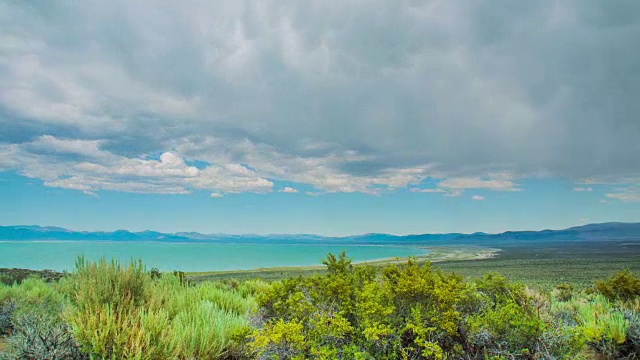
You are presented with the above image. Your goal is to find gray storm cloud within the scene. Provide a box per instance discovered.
[0,0,638,197]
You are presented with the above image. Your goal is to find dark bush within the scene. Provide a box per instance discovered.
[1,307,87,360]
[0,301,15,335]
[149,267,162,280]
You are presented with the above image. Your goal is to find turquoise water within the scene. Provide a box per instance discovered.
[0,241,426,272]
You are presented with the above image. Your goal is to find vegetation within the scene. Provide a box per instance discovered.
[436,242,640,289]
[0,268,66,286]
[0,253,638,359]
[0,257,259,359]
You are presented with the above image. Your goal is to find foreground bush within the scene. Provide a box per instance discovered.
[1,306,86,360]
[0,302,14,335]
[66,258,254,359]
[0,256,638,359]
[249,253,588,359]
[0,258,257,359]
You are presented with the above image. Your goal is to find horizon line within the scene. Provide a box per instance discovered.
[2,221,637,238]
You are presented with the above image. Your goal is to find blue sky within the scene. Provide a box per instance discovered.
[3,171,638,236]
[1,1,639,235]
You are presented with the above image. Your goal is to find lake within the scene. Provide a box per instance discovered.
[0,241,426,272]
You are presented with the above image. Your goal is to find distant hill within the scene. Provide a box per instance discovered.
[0,222,638,246]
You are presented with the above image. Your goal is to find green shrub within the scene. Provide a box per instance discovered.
[65,257,255,359]
[253,255,470,359]
[170,301,250,359]
[576,295,632,358]
[147,274,255,317]
[237,279,272,298]
[467,300,544,357]
[70,256,150,312]
[554,283,574,302]
[249,319,306,360]
[595,269,640,301]
[0,277,66,312]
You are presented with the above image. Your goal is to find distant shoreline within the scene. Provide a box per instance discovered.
[0,245,499,280]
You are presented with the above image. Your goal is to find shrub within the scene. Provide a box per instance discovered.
[1,306,86,360]
[595,269,640,301]
[536,321,585,359]
[237,279,272,298]
[554,283,574,302]
[249,319,306,360]
[149,268,162,280]
[576,295,633,358]
[0,301,15,335]
[147,274,255,317]
[0,277,66,313]
[467,300,545,357]
[621,309,640,356]
[170,301,250,359]
[65,257,256,359]
[253,255,470,359]
[70,256,150,312]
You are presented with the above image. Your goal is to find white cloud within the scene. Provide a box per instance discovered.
[410,175,517,197]
[605,187,640,202]
[0,136,272,195]
[410,188,445,193]
[279,187,298,193]
[573,187,593,192]
[443,190,463,198]
[437,177,519,192]
[471,195,485,201]
[210,193,224,198]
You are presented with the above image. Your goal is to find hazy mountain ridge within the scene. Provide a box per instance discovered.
[1,222,638,245]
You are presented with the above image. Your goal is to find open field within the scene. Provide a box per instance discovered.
[435,242,640,289]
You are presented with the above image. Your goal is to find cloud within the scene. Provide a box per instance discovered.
[279,187,298,193]
[0,136,272,194]
[573,187,593,192]
[437,177,519,192]
[471,195,485,201]
[210,193,224,198]
[605,186,640,202]
[1,1,639,195]
[411,174,517,197]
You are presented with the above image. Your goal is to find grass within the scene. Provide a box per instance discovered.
[0,337,6,352]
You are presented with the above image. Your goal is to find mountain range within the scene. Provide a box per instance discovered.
[1,222,639,246]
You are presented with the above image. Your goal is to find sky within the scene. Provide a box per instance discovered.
[1,0,639,236]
